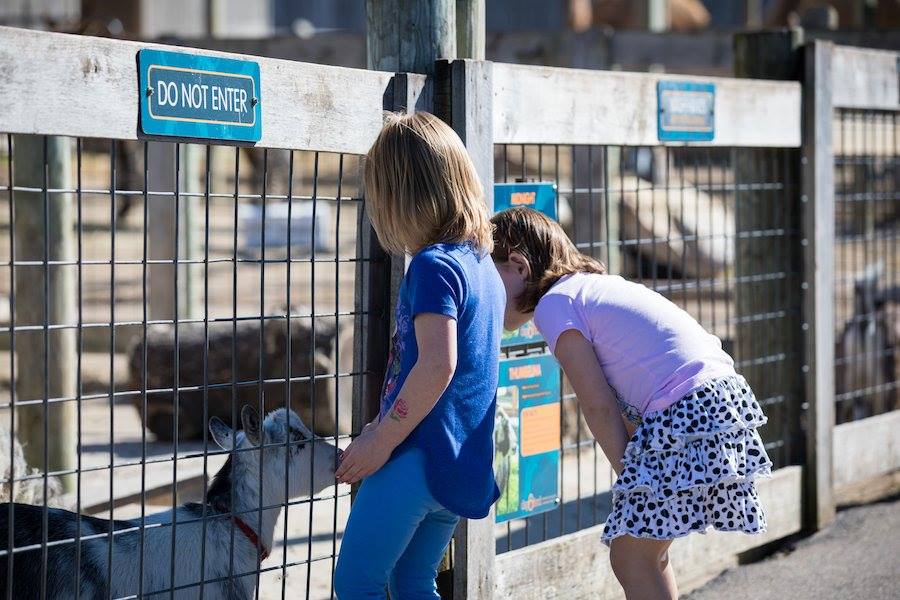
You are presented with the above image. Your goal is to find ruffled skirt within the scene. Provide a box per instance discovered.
[602,376,772,545]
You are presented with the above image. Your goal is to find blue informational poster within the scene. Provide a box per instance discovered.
[138,49,262,142]
[494,182,558,348]
[657,80,715,142]
[494,354,561,523]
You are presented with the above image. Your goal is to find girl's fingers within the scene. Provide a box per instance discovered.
[340,463,367,484]
[335,453,355,479]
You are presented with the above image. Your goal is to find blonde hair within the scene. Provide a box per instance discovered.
[491,207,606,313]
[363,112,492,255]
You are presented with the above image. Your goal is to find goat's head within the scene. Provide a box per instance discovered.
[208,406,339,503]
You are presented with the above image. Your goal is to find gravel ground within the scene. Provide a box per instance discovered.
[686,497,900,599]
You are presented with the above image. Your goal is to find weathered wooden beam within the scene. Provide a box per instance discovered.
[801,39,837,531]
[146,142,200,322]
[832,409,900,491]
[491,63,802,147]
[0,26,395,155]
[830,45,899,110]
[434,58,495,600]
[11,135,77,492]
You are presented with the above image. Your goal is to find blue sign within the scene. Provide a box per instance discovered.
[494,182,557,348]
[495,354,561,523]
[657,81,715,142]
[494,182,557,219]
[139,49,262,142]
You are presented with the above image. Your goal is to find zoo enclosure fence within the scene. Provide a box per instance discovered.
[0,25,898,600]
[0,25,407,600]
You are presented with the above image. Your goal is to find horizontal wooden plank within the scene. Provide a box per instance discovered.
[0,26,397,154]
[494,466,803,600]
[492,62,801,147]
[831,45,899,111]
[833,410,900,490]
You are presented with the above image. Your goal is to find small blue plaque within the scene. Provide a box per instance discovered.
[657,81,715,142]
[139,49,262,142]
[494,182,557,348]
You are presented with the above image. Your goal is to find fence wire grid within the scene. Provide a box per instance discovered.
[833,109,900,425]
[493,143,803,553]
[0,134,371,599]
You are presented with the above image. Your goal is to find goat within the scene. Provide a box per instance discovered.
[0,406,338,599]
[836,265,898,423]
[493,406,518,498]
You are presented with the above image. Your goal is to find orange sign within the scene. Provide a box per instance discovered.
[520,403,561,457]
[510,191,537,206]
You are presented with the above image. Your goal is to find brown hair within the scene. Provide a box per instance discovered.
[491,207,606,313]
[363,112,492,255]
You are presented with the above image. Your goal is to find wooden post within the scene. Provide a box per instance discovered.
[435,58,495,600]
[352,72,428,437]
[456,0,485,60]
[12,135,76,492]
[637,0,669,32]
[800,39,837,531]
[366,0,456,74]
[734,29,836,531]
[146,142,199,323]
[367,3,496,598]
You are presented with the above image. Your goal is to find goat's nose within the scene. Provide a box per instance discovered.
[334,449,344,471]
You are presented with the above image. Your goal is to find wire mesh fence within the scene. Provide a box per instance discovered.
[0,135,370,599]
[493,143,803,553]
[833,109,900,425]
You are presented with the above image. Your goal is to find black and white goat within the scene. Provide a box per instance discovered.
[0,406,338,599]
[836,265,899,423]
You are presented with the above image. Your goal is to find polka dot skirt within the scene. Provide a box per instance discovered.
[602,376,772,545]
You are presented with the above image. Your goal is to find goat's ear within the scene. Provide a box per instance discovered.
[209,417,234,450]
[241,405,262,446]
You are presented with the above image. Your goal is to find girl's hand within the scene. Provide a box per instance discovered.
[335,426,393,484]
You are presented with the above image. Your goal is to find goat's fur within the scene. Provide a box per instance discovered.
[0,407,337,599]
[0,424,62,506]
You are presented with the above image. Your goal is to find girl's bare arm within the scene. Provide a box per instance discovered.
[335,313,457,483]
[554,329,629,475]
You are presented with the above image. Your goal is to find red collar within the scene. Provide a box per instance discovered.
[232,515,270,561]
[209,501,270,561]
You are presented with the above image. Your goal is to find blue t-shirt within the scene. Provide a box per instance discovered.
[379,243,505,519]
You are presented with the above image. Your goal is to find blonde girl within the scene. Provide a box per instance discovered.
[333,113,505,599]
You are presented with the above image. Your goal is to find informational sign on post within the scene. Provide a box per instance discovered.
[494,354,561,523]
[657,80,715,142]
[138,49,262,142]
[494,182,557,348]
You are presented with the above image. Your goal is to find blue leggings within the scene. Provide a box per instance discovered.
[334,449,459,599]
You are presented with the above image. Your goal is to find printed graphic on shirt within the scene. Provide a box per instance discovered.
[381,306,410,417]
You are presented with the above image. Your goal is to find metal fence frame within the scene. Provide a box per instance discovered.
[0,24,899,600]
[0,25,417,600]
[814,42,900,511]
[469,57,806,600]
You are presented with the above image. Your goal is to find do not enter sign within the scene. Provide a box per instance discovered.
[138,49,262,143]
